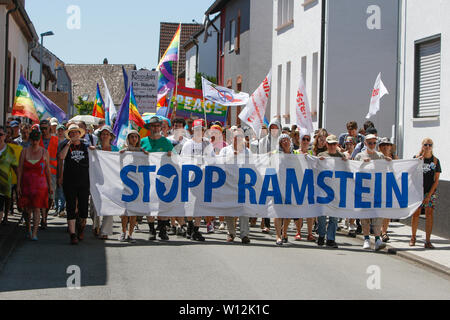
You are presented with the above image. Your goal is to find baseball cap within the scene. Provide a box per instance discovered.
[345,136,356,144]
[146,116,162,125]
[10,121,19,128]
[379,137,393,145]
[57,125,66,131]
[50,118,58,126]
[193,119,205,130]
[326,134,339,144]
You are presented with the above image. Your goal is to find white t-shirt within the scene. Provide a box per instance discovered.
[180,139,215,157]
[219,145,251,156]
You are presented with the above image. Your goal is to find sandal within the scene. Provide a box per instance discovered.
[424,242,435,249]
[307,234,316,242]
[262,228,270,234]
[409,237,416,247]
[294,233,302,241]
[276,239,283,246]
[381,234,390,242]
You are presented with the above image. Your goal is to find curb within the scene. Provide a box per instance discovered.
[0,222,22,274]
[336,229,450,277]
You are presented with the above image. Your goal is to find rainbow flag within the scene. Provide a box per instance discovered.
[113,84,147,148]
[12,75,66,124]
[157,24,180,116]
[92,83,105,119]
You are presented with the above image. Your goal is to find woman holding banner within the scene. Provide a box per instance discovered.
[89,126,119,240]
[119,130,148,243]
[294,131,316,242]
[411,138,441,249]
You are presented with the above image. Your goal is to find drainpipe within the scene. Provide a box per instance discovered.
[3,0,20,125]
[318,0,326,129]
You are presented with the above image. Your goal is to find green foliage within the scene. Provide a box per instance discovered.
[74,96,94,115]
[195,73,217,90]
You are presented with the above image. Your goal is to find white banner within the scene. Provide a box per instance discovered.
[90,151,423,219]
[295,74,314,135]
[202,77,249,107]
[239,70,271,138]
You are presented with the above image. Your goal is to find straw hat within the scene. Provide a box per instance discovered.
[65,124,85,140]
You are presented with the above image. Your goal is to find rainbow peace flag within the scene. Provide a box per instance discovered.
[157,24,180,116]
[113,84,147,148]
[12,75,67,124]
[92,83,105,119]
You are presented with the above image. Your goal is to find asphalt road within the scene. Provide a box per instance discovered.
[0,215,449,300]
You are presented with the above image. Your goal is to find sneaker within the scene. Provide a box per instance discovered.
[168,226,177,236]
[119,233,127,242]
[207,223,214,234]
[363,239,371,250]
[127,236,136,244]
[70,233,79,245]
[375,239,386,251]
[176,226,186,237]
[148,231,157,241]
[219,222,225,230]
[241,236,250,244]
[227,234,235,242]
[282,237,288,243]
[159,229,169,241]
[326,240,338,248]
[317,236,325,246]
[186,222,194,239]
[134,224,140,233]
[192,231,205,242]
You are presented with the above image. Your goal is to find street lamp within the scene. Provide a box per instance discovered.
[39,31,54,91]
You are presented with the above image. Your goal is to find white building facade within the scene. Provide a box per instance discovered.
[270,0,321,129]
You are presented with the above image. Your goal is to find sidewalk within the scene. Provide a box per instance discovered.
[340,221,450,276]
[0,215,22,272]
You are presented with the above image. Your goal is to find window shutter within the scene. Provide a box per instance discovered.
[417,38,441,117]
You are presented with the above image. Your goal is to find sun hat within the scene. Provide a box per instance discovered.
[326,134,339,144]
[65,124,85,140]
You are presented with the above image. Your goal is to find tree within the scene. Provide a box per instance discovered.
[74,96,94,115]
[195,73,217,90]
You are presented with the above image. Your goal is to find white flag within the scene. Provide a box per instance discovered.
[239,71,271,137]
[202,77,249,107]
[102,77,117,126]
[295,74,314,135]
[366,72,389,119]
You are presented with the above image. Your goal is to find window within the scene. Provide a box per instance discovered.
[230,20,236,52]
[285,61,291,124]
[277,64,283,117]
[414,36,441,118]
[277,0,294,29]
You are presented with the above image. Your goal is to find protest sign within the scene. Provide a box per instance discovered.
[130,69,158,114]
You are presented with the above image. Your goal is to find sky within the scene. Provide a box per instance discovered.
[25,0,214,69]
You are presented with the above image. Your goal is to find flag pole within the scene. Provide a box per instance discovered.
[173,23,181,117]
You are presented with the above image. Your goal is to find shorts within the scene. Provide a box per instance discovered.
[361,218,383,228]
[421,193,437,209]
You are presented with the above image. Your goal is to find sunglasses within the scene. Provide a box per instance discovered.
[302,138,311,142]
[423,144,433,147]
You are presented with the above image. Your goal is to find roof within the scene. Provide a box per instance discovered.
[205,0,230,15]
[158,22,203,77]
[65,64,137,106]
[182,14,220,50]
[0,0,38,42]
